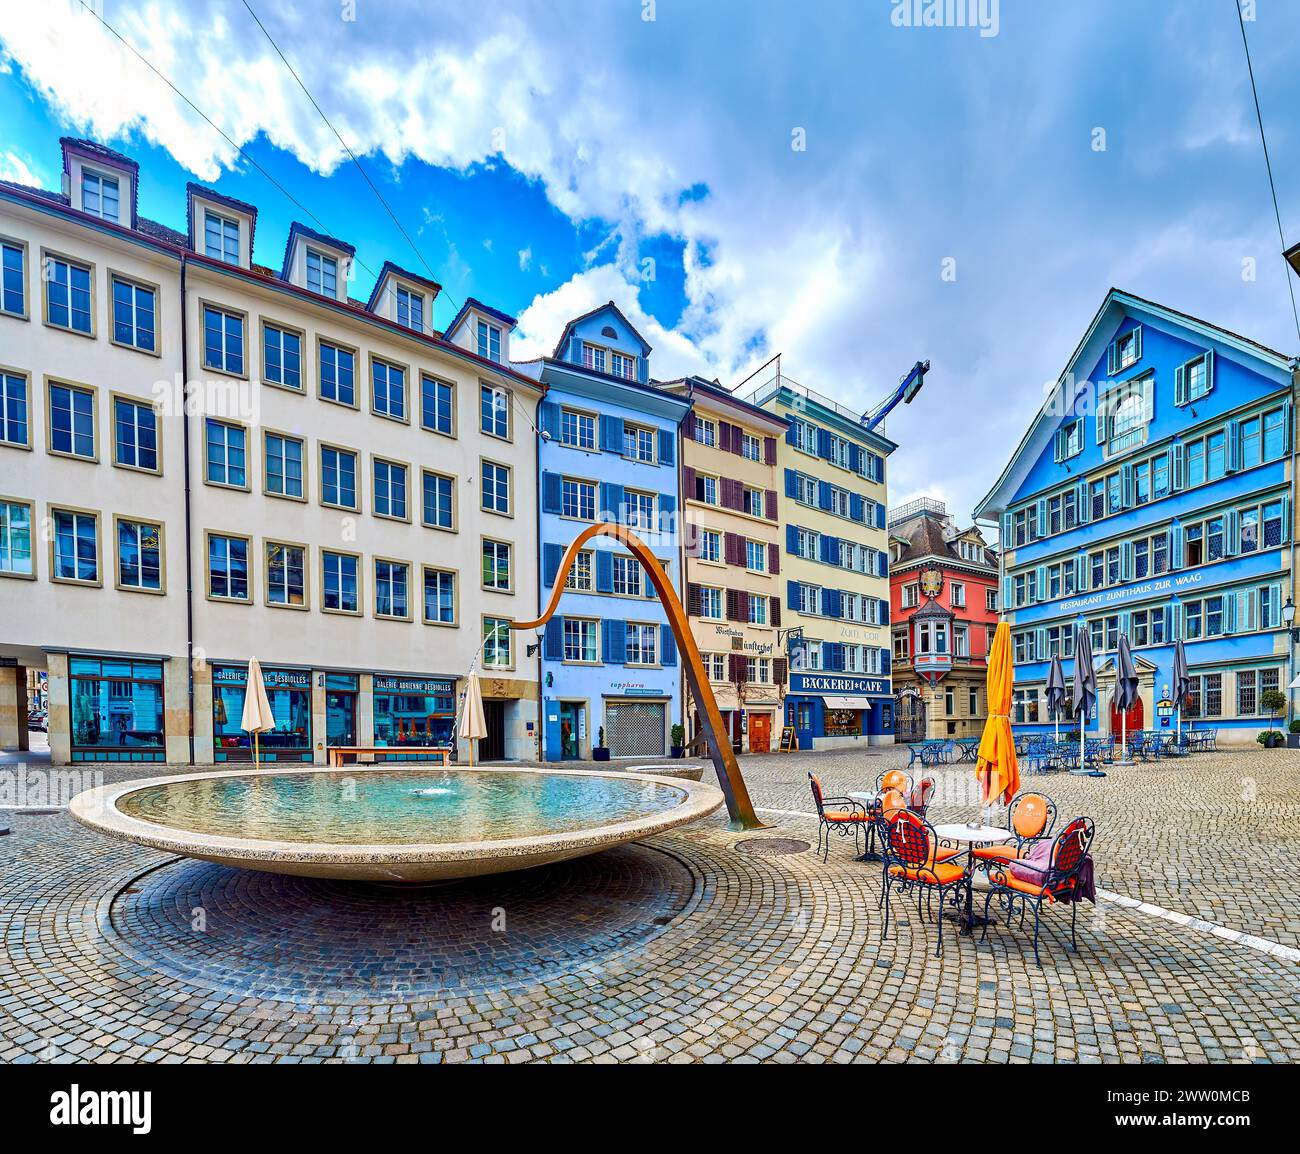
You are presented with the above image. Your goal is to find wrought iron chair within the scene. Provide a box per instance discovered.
[875,769,914,797]
[879,809,970,957]
[980,816,1095,966]
[970,792,1057,870]
[907,777,936,818]
[808,773,869,862]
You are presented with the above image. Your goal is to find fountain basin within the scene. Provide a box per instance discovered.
[70,766,723,882]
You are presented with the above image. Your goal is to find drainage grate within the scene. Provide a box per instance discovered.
[735,837,811,857]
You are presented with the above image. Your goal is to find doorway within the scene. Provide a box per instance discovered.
[325,690,356,749]
[749,712,772,753]
[1110,695,1144,738]
[558,701,584,759]
[480,699,506,761]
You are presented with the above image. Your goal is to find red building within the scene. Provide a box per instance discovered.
[888,499,999,741]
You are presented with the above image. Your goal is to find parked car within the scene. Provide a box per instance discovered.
[27,710,47,732]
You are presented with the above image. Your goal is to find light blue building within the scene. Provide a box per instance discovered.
[517,303,689,761]
[976,289,1299,745]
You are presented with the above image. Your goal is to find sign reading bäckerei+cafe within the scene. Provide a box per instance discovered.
[1011,547,1284,626]
[788,673,890,696]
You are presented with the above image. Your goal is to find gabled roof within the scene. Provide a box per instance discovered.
[974,287,1298,519]
[59,137,141,229]
[551,300,651,359]
[186,181,259,253]
[444,295,517,341]
[892,510,996,570]
[279,221,355,281]
[364,260,442,312]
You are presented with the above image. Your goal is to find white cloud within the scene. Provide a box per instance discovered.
[0,149,42,186]
[517,245,531,271]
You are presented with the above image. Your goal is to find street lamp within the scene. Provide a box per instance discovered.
[1284,597,1299,730]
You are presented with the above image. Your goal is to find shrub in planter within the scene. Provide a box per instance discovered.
[593,726,611,761]
[1257,730,1285,749]
[670,723,686,758]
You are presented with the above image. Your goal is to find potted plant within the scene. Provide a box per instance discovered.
[1257,729,1285,749]
[1260,689,1288,748]
[670,724,686,759]
[593,726,610,761]
[1288,719,1300,749]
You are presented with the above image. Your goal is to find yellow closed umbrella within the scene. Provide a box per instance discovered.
[241,656,275,770]
[459,670,487,766]
[975,621,1019,809]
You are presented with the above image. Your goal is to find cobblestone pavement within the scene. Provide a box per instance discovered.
[1,749,1298,1063]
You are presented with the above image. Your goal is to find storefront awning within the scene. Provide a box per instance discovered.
[823,695,874,710]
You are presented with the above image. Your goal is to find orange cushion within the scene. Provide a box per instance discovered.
[971,845,1019,862]
[888,861,966,885]
[1012,795,1049,839]
[995,873,1074,902]
[880,771,909,792]
[933,842,964,862]
[822,810,865,822]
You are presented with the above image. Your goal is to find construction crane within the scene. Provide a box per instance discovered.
[862,359,929,432]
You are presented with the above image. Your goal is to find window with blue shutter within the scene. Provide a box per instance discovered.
[848,443,862,473]
[539,402,560,440]
[823,589,842,618]
[544,618,564,661]
[542,471,562,514]
[600,481,624,519]
[658,428,675,466]
[659,493,676,518]
[787,579,801,610]
[599,414,623,452]
[543,542,563,587]
[660,625,677,666]
[786,524,799,554]
[602,619,627,663]
[817,481,833,511]
[821,535,839,565]
[784,469,798,498]
[595,550,614,593]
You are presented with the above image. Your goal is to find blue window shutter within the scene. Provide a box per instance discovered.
[848,443,862,473]
[1075,554,1087,592]
[785,423,797,445]
[1002,512,1013,542]
[599,414,623,452]
[1283,495,1293,545]
[1121,463,1133,507]
[1224,509,1240,556]
[543,542,563,587]
[1203,348,1215,396]
[824,589,842,618]
[1036,498,1047,536]
[1225,421,1240,473]
[850,492,863,521]
[595,549,614,592]
[816,428,831,458]
[1174,364,1187,406]
[787,580,801,609]
[1170,444,1185,491]
[1076,482,1090,524]
[602,619,626,663]
[1169,524,1183,570]
[881,649,891,677]
[542,471,562,514]
[600,482,624,519]
[539,402,560,439]
[1120,541,1133,581]
[1036,565,1047,601]
[878,598,890,625]
[1002,576,1013,608]
[658,428,675,466]
[820,535,836,564]
[660,625,676,666]
[659,492,675,518]
[786,524,799,554]
[784,469,798,498]
[1132,326,1142,363]
[875,502,886,530]
[1107,339,1118,376]
[544,617,563,661]
[817,481,832,511]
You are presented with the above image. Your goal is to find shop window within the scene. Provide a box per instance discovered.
[212,665,311,760]
[69,656,164,761]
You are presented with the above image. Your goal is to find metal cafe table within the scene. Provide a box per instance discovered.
[931,822,1017,933]
[847,790,884,862]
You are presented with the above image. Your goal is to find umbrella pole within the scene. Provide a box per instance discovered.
[253,730,259,771]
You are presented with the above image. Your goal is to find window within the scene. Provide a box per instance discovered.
[205,420,246,487]
[696,474,718,505]
[626,622,658,665]
[1,241,24,316]
[901,583,920,609]
[481,460,511,515]
[1115,329,1139,371]
[70,656,165,758]
[81,171,119,221]
[423,568,456,624]
[581,343,607,373]
[396,287,423,332]
[1055,418,1084,462]
[45,256,92,333]
[0,500,33,576]
[746,657,772,684]
[422,471,454,530]
[373,459,408,520]
[566,551,594,591]
[950,581,966,608]
[263,324,302,390]
[306,250,337,297]
[797,584,823,616]
[613,554,644,597]
[986,588,998,612]
[203,305,244,374]
[795,528,820,561]
[266,542,306,607]
[322,551,360,613]
[113,396,158,471]
[482,617,513,667]
[476,319,502,363]
[1263,500,1285,547]
[111,276,155,351]
[47,381,96,459]
[319,341,356,406]
[207,533,248,600]
[699,530,721,563]
[1184,353,1211,403]
[699,586,723,619]
[1012,688,1041,725]
[421,375,454,435]
[704,652,726,681]
[610,351,636,380]
[375,560,410,619]
[745,539,766,572]
[481,384,510,438]
[562,478,596,520]
[623,423,655,463]
[893,630,909,662]
[110,518,161,592]
[741,433,761,461]
[51,509,98,583]
[826,434,850,469]
[560,408,595,450]
[371,359,406,421]
[320,446,358,510]
[1241,416,1262,468]
[563,618,598,662]
[0,372,28,447]
[625,489,656,532]
[204,212,240,264]
[264,433,304,499]
[694,418,716,447]
[482,539,511,591]
[1263,408,1286,460]
[953,624,969,657]
[1186,673,1222,719]
[742,487,765,518]
[748,594,769,626]
[1237,668,1280,717]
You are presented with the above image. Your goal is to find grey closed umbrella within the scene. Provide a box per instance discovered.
[1045,653,1068,743]
[1112,634,1140,763]
[1172,639,1191,747]
[1071,624,1100,775]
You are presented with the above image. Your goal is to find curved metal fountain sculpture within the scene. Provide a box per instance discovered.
[512,522,768,831]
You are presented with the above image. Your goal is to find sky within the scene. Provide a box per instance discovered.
[2,0,1298,525]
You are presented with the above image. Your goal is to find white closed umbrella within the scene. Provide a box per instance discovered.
[460,670,487,767]
[241,656,275,770]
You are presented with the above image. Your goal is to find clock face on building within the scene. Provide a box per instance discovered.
[919,565,944,599]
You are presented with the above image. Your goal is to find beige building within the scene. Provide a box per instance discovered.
[660,376,786,753]
[0,137,541,766]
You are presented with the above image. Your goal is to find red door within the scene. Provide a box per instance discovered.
[1110,696,1144,736]
[750,713,771,753]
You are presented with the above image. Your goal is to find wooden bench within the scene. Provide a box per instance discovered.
[327,746,452,767]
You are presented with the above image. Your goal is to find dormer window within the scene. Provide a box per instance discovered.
[307,249,337,297]
[81,171,120,222]
[396,287,423,332]
[204,212,240,264]
[477,319,502,364]
[581,342,606,373]
[610,351,637,380]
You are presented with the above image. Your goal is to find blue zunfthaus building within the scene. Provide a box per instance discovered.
[977,289,1299,745]
[516,303,688,761]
